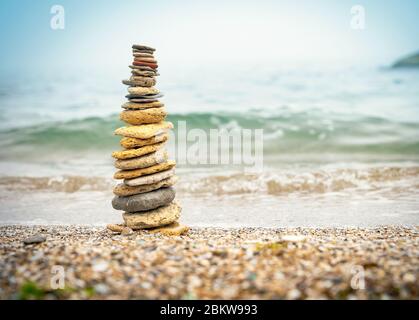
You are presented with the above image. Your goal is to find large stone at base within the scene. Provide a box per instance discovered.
[123,201,181,229]
[112,187,175,212]
[148,222,189,236]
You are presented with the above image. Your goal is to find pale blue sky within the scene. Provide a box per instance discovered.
[0,0,418,74]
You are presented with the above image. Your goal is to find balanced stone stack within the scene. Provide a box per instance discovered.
[109,44,187,235]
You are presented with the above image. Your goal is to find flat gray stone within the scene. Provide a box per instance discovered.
[112,187,175,212]
[132,44,155,51]
[23,235,46,245]
[128,98,159,103]
[125,93,164,99]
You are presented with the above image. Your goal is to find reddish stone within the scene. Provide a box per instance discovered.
[132,61,158,69]
[134,58,157,64]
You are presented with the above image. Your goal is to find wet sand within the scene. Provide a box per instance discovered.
[0,189,418,227]
[0,225,417,299]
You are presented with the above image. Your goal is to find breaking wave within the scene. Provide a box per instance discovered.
[1,166,418,196]
[0,110,418,159]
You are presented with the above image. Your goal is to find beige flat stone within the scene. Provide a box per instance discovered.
[131,69,158,77]
[131,76,155,81]
[148,222,190,236]
[114,160,176,179]
[123,201,181,229]
[114,122,173,139]
[113,176,178,196]
[112,142,165,160]
[121,227,134,235]
[115,150,168,170]
[120,107,167,125]
[122,77,156,87]
[127,87,159,95]
[122,101,164,110]
[106,224,125,233]
[120,133,168,149]
[124,168,175,186]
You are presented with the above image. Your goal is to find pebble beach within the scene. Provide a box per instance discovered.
[0,225,417,300]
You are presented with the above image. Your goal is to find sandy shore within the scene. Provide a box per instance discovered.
[0,225,417,299]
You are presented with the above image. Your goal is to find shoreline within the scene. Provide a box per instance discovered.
[0,222,418,229]
[1,225,417,300]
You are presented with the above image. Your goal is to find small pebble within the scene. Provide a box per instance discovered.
[22,235,46,245]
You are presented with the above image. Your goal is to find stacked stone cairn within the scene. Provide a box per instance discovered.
[107,44,188,236]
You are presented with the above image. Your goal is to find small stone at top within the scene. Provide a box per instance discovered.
[132,44,155,52]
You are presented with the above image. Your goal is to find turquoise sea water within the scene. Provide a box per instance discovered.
[0,65,418,159]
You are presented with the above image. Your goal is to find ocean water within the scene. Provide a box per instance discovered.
[0,64,418,227]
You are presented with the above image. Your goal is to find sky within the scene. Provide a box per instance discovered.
[0,0,418,74]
